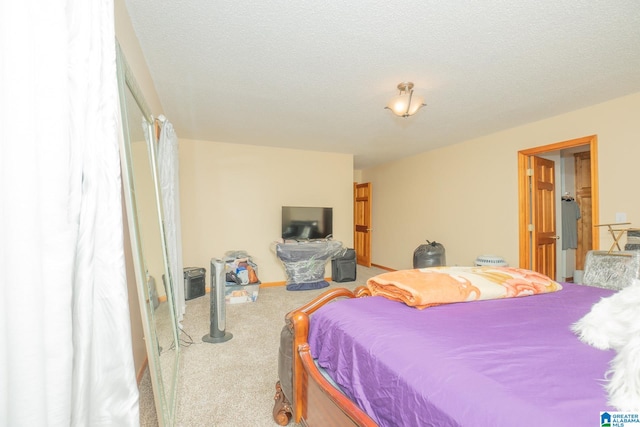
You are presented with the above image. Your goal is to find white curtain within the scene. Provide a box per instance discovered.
[0,1,139,426]
[157,119,186,322]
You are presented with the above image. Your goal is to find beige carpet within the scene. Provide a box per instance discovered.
[139,265,388,426]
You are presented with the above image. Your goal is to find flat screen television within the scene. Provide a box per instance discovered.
[281,206,333,240]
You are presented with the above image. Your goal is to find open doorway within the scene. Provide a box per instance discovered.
[518,135,600,281]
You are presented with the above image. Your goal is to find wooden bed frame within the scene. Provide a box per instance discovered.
[272,286,378,427]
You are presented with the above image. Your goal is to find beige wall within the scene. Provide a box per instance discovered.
[115,0,638,293]
[115,0,163,114]
[178,139,354,284]
[360,92,640,271]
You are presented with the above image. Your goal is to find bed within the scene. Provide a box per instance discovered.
[271,267,620,427]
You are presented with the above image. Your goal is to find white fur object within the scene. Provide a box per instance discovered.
[572,279,640,411]
[572,279,640,350]
[606,335,640,412]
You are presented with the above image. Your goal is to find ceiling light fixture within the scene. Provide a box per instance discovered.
[385,82,426,118]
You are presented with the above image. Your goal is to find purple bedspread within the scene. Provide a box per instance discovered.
[308,283,615,427]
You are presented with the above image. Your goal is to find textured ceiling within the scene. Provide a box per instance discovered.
[124,0,640,169]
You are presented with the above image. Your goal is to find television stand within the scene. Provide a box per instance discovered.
[275,240,344,291]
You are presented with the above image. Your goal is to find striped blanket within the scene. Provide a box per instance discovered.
[366,266,562,309]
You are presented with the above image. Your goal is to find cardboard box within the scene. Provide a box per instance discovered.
[224,283,259,304]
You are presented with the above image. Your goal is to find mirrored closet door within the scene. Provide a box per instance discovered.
[116,42,180,426]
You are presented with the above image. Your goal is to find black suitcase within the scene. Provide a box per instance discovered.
[331,248,357,282]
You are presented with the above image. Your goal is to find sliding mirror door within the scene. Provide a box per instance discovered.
[116,43,180,426]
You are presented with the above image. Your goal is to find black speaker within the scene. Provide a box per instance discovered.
[184,267,206,300]
[331,248,357,282]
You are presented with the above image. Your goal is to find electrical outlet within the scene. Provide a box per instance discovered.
[615,212,627,223]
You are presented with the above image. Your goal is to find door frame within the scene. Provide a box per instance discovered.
[518,135,599,270]
[353,182,372,267]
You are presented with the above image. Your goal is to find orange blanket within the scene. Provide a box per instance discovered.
[366,266,562,309]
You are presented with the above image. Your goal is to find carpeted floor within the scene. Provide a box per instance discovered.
[139,264,388,426]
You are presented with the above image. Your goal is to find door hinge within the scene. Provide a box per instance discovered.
[526,168,534,176]
[528,224,534,231]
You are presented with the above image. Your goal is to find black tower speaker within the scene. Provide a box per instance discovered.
[203,258,233,344]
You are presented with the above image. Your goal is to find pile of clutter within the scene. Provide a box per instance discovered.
[626,230,640,251]
[224,250,260,286]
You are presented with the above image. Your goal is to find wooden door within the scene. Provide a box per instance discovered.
[575,151,592,270]
[518,135,599,274]
[532,156,557,278]
[354,183,372,267]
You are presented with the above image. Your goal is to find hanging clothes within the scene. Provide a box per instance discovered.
[562,198,581,249]
[157,118,186,323]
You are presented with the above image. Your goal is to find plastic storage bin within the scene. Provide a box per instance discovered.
[583,250,640,290]
[224,283,259,304]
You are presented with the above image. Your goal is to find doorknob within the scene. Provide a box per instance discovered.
[554,235,560,240]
